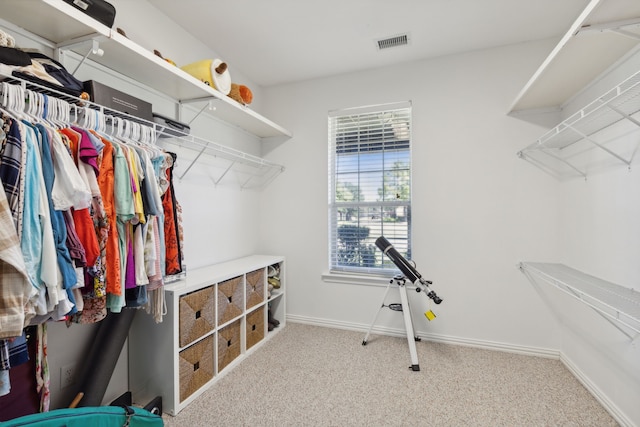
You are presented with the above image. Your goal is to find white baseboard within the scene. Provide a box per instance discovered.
[560,353,635,427]
[286,314,634,426]
[286,314,559,358]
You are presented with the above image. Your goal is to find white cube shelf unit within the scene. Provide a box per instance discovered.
[128,255,286,415]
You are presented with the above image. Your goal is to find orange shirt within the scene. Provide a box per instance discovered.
[59,128,100,267]
[92,132,122,296]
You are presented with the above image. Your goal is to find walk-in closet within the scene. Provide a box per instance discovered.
[0,0,639,426]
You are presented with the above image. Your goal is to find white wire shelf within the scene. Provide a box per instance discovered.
[157,131,285,190]
[519,262,640,340]
[517,68,640,179]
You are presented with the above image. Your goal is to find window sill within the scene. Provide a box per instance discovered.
[321,271,393,287]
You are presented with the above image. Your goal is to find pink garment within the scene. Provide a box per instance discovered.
[125,227,136,289]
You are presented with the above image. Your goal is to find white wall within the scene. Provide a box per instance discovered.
[258,39,640,426]
[259,38,562,348]
[555,51,640,426]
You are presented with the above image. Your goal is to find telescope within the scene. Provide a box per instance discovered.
[375,236,442,304]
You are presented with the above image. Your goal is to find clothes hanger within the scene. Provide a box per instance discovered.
[0,82,15,118]
[35,92,48,125]
[32,91,56,129]
[70,103,79,125]
[91,109,100,132]
[21,89,39,123]
[96,109,107,134]
[52,96,71,129]
[116,116,124,139]
[43,95,59,129]
[6,84,29,121]
[60,98,72,127]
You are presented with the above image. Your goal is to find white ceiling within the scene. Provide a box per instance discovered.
[149,0,593,87]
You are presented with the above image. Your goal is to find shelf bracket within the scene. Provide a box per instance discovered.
[520,148,587,179]
[180,96,219,105]
[564,123,631,167]
[240,175,254,190]
[70,39,104,76]
[212,161,235,185]
[178,142,209,180]
[563,285,637,341]
[609,29,640,42]
[52,34,106,76]
[577,16,640,42]
[187,100,215,125]
[605,103,640,129]
[542,149,587,178]
[604,103,640,166]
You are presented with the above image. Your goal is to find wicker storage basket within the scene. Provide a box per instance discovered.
[217,319,241,372]
[179,286,215,347]
[245,268,265,309]
[245,306,265,350]
[217,276,244,325]
[179,335,214,402]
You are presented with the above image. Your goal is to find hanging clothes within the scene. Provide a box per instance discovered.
[0,182,33,338]
[34,123,77,294]
[93,133,120,297]
[0,80,184,406]
[0,115,24,229]
[161,152,182,276]
[0,82,176,330]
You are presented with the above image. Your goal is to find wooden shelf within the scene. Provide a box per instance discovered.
[519,262,640,340]
[1,0,292,138]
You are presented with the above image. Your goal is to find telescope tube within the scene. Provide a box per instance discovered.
[375,236,442,304]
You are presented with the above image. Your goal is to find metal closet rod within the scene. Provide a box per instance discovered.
[0,70,156,132]
[0,72,285,181]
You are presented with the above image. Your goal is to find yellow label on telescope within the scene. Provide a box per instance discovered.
[425,310,436,321]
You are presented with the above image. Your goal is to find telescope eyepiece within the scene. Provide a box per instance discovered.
[427,291,443,305]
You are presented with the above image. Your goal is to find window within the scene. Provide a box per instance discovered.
[328,101,412,275]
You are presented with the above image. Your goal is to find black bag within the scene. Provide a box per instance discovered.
[0,47,31,66]
[153,112,191,138]
[28,52,84,93]
[62,0,116,28]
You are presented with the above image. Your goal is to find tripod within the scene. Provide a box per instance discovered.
[362,275,423,371]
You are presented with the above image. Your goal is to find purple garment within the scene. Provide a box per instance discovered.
[71,127,99,175]
[125,236,136,289]
[62,210,86,267]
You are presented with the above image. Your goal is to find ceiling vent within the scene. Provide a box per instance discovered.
[376,33,410,50]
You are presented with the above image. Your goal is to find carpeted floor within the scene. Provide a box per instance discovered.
[162,323,617,426]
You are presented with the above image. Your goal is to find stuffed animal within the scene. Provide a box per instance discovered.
[181,58,231,95]
[0,29,15,47]
[228,83,253,105]
[153,49,176,66]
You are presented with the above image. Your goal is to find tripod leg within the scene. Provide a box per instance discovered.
[362,282,392,345]
[398,284,420,371]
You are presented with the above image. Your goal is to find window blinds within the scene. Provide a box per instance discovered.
[328,101,412,275]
